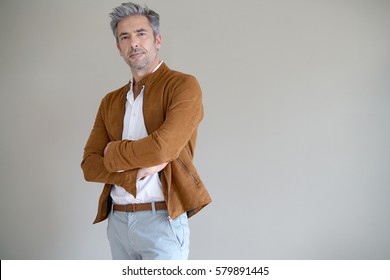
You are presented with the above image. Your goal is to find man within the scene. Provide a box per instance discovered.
[81,2,211,260]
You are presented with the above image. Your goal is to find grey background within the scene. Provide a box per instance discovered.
[1,0,389,259]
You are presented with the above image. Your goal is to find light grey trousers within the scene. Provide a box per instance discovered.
[107,206,190,260]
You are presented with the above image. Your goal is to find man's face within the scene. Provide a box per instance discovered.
[116,15,161,73]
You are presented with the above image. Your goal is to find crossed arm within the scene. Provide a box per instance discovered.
[104,142,168,179]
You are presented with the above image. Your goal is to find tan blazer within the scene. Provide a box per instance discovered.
[81,63,211,223]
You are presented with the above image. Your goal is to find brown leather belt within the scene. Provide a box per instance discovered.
[113,202,167,212]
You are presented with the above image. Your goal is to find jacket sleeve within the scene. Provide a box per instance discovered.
[81,101,137,196]
[103,75,203,172]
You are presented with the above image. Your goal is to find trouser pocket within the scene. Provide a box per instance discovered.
[168,213,190,248]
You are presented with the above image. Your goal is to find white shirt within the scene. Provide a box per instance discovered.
[110,62,165,205]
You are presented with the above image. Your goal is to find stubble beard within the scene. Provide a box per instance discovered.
[127,46,158,73]
[129,58,148,71]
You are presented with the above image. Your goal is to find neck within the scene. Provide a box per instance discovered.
[131,58,160,83]
[132,82,142,100]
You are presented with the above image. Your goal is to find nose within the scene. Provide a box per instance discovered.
[129,35,139,49]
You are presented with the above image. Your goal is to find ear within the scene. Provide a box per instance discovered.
[155,33,162,50]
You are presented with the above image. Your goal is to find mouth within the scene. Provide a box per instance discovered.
[129,52,145,58]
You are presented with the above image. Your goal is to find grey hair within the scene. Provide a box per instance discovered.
[109,2,160,42]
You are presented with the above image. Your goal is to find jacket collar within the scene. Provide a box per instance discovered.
[129,62,168,88]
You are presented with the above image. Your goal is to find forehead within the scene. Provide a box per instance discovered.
[117,15,152,32]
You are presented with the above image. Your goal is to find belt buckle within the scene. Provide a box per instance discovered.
[125,203,136,212]
[125,203,137,212]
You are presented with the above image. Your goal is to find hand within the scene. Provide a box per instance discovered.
[137,162,168,180]
[103,142,112,156]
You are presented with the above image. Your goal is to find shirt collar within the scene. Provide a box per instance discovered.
[152,60,164,73]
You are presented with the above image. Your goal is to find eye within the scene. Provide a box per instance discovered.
[138,32,146,37]
[120,35,129,41]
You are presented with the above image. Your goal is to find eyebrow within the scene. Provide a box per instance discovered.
[118,32,130,38]
[119,28,148,36]
[135,28,148,33]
